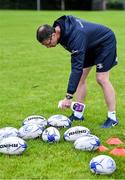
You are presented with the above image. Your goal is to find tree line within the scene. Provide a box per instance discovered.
[0,0,125,10]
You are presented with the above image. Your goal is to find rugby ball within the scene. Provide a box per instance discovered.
[47,115,71,128]
[64,126,90,141]
[0,137,27,155]
[90,155,116,175]
[18,124,43,139]
[0,127,19,140]
[74,134,100,151]
[42,127,60,143]
[23,115,47,128]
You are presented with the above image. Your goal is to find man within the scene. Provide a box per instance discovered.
[36,15,118,128]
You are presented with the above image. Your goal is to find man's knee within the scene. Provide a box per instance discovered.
[96,75,108,86]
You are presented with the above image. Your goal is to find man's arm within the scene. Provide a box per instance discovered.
[67,32,87,96]
[67,49,85,95]
[59,32,87,109]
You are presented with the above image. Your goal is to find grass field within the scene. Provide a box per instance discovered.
[0,10,125,179]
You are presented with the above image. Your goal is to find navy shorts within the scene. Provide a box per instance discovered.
[84,34,118,72]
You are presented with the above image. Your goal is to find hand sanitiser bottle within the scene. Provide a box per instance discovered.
[70,102,85,113]
[58,101,85,113]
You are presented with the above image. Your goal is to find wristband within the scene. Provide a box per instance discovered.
[66,93,73,100]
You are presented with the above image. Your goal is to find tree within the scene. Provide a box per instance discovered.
[108,0,124,2]
[101,0,107,10]
[61,0,65,10]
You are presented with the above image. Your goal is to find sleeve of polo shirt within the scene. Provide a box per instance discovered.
[67,32,87,95]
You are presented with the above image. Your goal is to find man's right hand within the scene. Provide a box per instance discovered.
[58,98,72,110]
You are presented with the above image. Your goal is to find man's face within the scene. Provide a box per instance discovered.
[41,33,58,48]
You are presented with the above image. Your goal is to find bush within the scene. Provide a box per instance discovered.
[107,0,125,9]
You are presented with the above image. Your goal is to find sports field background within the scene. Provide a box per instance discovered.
[0,10,125,179]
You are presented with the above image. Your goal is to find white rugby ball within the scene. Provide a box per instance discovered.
[0,127,19,140]
[64,126,90,141]
[74,134,100,151]
[90,155,116,175]
[23,115,47,128]
[42,127,60,143]
[0,137,27,155]
[18,124,43,139]
[47,115,71,128]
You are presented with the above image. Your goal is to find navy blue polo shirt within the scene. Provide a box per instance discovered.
[53,15,116,95]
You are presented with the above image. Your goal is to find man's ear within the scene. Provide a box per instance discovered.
[52,33,56,37]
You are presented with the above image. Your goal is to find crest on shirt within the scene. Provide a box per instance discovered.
[71,50,78,55]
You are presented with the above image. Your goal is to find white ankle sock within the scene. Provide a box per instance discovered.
[108,111,116,121]
[74,111,83,118]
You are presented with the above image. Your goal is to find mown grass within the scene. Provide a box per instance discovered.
[0,10,125,179]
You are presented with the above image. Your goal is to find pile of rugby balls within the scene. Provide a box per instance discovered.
[0,115,47,155]
[0,114,117,176]
[0,114,72,154]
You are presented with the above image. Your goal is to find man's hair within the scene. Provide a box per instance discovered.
[36,24,55,43]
